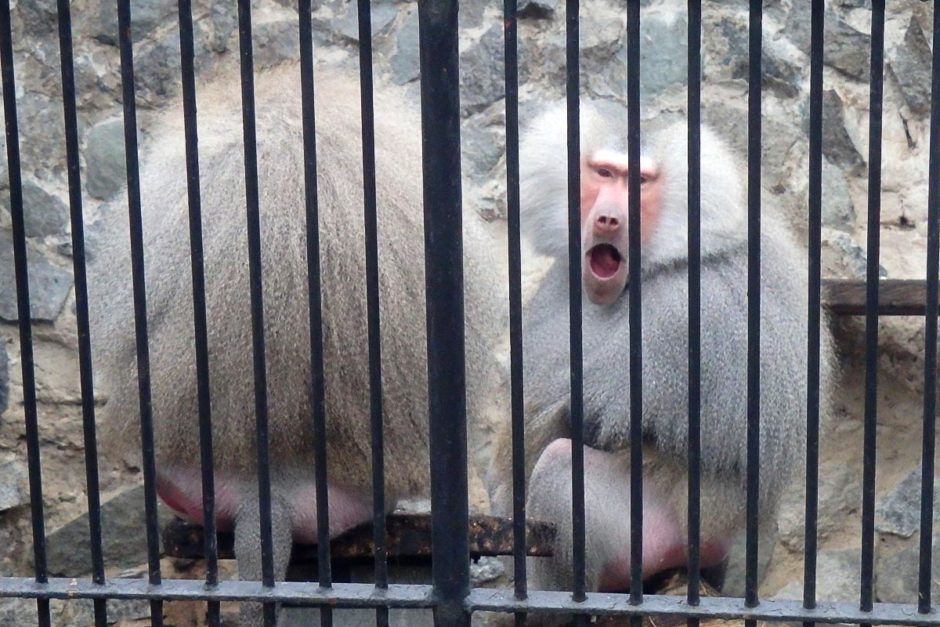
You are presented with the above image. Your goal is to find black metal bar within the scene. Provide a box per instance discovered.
[417,2,470,626]
[0,2,51,625]
[686,0,702,620]
[744,0,762,617]
[56,1,107,624]
[0,578,435,607]
[355,5,388,626]
[919,0,940,615]
[115,1,163,623]
[503,0,527,610]
[564,0,587,608]
[176,1,219,625]
[861,1,885,620]
[803,3,824,626]
[626,0,643,615]
[235,2,276,625]
[467,589,940,625]
[297,3,333,627]
[0,577,937,624]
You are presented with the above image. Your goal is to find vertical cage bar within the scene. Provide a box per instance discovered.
[417,2,470,625]
[860,0,885,619]
[355,4,389,625]
[919,0,940,615]
[297,3,334,627]
[686,0,702,620]
[235,2,277,624]
[0,3,51,625]
[176,1,220,624]
[626,0,643,615]
[503,0,528,614]
[803,2,824,626]
[744,0,762,616]
[115,1,164,623]
[564,0,587,610]
[55,1,107,624]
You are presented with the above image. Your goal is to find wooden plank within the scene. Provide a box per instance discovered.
[162,513,556,561]
[822,278,934,316]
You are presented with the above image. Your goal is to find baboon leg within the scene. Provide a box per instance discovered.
[235,486,293,626]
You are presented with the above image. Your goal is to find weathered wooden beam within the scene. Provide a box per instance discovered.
[162,513,556,561]
[822,279,935,316]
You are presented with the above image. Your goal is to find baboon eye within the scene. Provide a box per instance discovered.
[639,171,659,185]
[595,167,614,178]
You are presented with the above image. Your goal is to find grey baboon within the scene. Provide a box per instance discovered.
[90,62,504,625]
[488,103,834,601]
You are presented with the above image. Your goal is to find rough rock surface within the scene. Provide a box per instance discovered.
[21,181,69,239]
[875,466,940,539]
[0,1,935,624]
[0,341,7,419]
[83,118,126,201]
[0,230,72,322]
[0,460,29,512]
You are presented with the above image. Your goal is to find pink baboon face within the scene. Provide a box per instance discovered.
[579,152,663,305]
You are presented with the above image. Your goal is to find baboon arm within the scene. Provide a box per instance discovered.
[488,399,569,516]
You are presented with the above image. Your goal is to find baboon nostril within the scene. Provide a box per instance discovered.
[597,215,619,230]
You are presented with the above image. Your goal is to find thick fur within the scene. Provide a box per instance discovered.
[489,101,836,594]
[90,63,502,624]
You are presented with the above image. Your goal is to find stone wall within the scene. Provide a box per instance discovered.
[0,0,936,625]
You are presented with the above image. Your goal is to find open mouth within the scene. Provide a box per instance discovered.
[587,244,623,279]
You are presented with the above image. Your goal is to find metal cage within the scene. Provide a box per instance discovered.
[0,0,937,626]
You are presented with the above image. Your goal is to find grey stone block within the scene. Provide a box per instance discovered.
[0,229,72,323]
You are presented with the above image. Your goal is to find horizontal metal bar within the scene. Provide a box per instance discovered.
[467,590,940,625]
[0,578,433,608]
[5,577,935,624]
